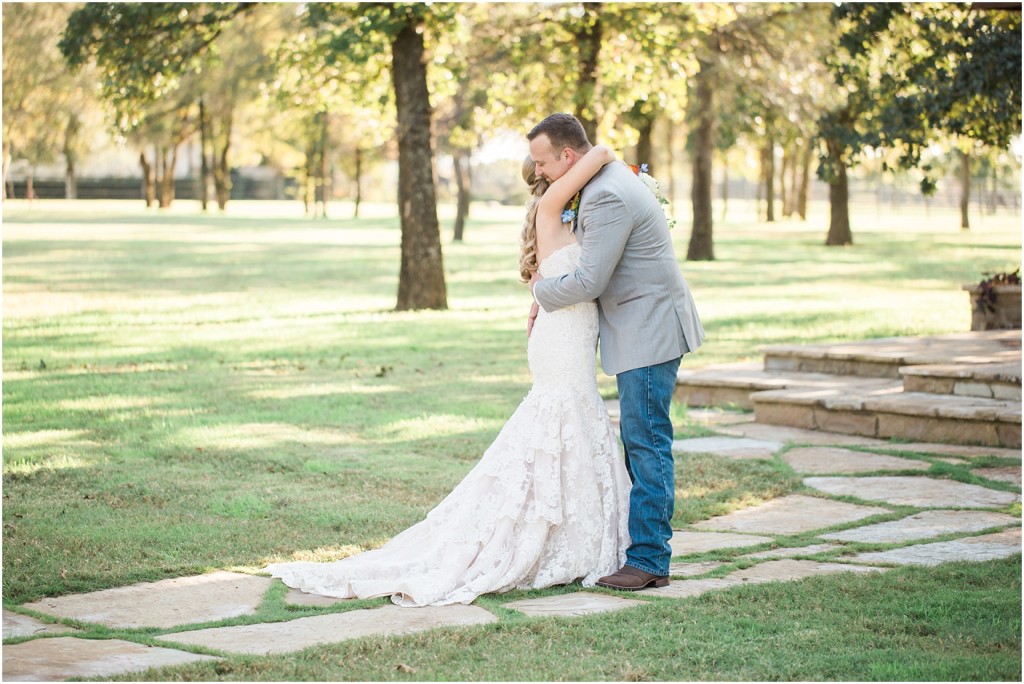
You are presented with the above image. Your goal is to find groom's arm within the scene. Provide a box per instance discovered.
[533,189,630,312]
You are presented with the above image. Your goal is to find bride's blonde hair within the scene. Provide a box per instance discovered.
[519,156,549,283]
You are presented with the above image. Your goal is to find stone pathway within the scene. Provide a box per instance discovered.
[3,609,78,639]
[504,593,643,617]
[643,560,886,599]
[21,570,273,629]
[694,494,891,535]
[155,604,496,656]
[673,436,783,460]
[2,637,220,681]
[781,446,931,473]
[804,476,1020,508]
[5,428,1020,680]
[850,527,1021,566]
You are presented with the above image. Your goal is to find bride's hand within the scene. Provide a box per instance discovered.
[527,272,541,337]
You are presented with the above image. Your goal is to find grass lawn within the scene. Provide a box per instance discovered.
[2,198,1020,680]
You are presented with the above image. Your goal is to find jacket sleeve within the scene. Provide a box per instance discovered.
[534,188,631,312]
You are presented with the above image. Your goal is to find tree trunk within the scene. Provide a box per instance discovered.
[213,110,232,211]
[720,155,729,224]
[139,152,155,207]
[158,144,177,209]
[353,146,362,219]
[26,167,35,202]
[687,59,715,261]
[666,120,676,214]
[64,157,77,200]
[392,19,447,310]
[825,137,853,246]
[763,135,775,222]
[959,148,971,230]
[64,112,80,199]
[797,140,812,220]
[320,109,330,219]
[303,137,314,216]
[2,137,12,199]
[452,149,471,242]
[635,112,654,172]
[779,143,789,217]
[199,97,210,211]
[573,3,602,143]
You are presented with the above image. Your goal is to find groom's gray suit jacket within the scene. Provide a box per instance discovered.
[534,161,704,377]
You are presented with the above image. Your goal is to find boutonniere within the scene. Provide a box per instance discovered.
[561,191,581,224]
[629,163,675,228]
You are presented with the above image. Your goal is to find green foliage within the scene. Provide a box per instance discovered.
[820,3,1022,186]
[59,2,253,130]
[1,3,103,172]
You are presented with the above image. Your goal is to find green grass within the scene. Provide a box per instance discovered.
[3,198,1020,680]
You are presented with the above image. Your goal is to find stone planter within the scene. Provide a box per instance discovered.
[962,284,1022,331]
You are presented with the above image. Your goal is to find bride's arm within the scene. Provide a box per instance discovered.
[536,145,615,224]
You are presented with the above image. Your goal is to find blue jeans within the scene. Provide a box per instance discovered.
[616,356,681,576]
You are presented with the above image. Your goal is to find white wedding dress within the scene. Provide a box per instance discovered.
[266,243,632,607]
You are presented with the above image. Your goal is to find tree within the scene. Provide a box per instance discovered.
[2,3,102,199]
[196,4,291,210]
[60,2,254,208]
[60,3,254,129]
[684,3,822,259]
[819,2,1021,243]
[308,3,450,310]
[268,13,391,218]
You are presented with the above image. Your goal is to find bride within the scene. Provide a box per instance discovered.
[266,145,631,607]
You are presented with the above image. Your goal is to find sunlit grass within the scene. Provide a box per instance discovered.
[2,198,1020,680]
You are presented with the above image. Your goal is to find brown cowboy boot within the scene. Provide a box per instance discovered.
[596,565,669,591]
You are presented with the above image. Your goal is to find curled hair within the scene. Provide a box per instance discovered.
[519,155,549,283]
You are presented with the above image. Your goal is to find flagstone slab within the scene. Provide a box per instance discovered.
[644,559,884,599]
[284,587,349,607]
[804,476,1021,508]
[741,543,843,559]
[1,636,220,682]
[643,578,739,599]
[673,436,783,460]
[156,604,496,655]
[716,422,889,446]
[670,530,774,556]
[849,527,1022,566]
[727,559,885,584]
[3,609,79,639]
[971,466,1022,486]
[782,447,930,474]
[821,510,1020,544]
[505,592,644,617]
[864,442,1023,459]
[694,494,890,535]
[669,561,727,577]
[21,571,273,629]
[683,408,757,426]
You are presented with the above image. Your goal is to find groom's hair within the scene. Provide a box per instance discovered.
[528,113,592,156]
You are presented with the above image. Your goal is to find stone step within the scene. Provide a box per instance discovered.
[762,330,1021,379]
[675,362,898,410]
[900,361,1022,401]
[752,386,1022,448]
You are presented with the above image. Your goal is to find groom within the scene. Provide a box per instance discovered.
[527,113,705,591]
